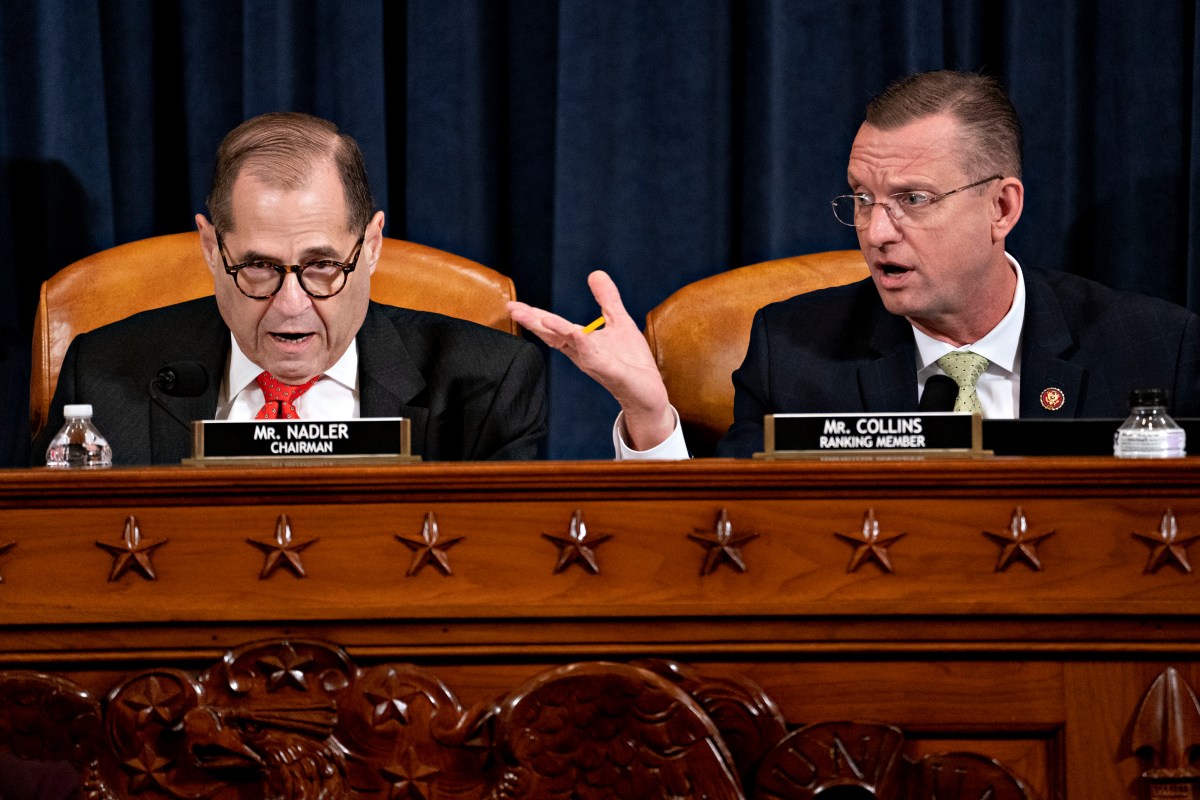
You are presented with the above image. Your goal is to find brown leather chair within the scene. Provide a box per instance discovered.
[643,250,870,455]
[30,231,519,438]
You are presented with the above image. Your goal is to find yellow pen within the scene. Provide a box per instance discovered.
[582,316,606,334]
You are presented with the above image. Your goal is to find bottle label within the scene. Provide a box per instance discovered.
[1114,428,1186,458]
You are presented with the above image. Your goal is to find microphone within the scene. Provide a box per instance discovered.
[154,361,208,397]
[919,374,959,411]
[148,361,209,431]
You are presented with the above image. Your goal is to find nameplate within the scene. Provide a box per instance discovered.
[758,412,983,459]
[185,418,417,465]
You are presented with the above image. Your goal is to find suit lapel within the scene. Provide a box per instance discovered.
[149,300,228,463]
[860,306,920,412]
[1019,271,1085,417]
[356,303,431,448]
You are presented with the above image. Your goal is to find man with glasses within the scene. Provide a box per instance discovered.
[509,70,1200,457]
[34,112,547,464]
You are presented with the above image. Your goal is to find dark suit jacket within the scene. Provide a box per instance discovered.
[716,270,1200,457]
[33,298,547,464]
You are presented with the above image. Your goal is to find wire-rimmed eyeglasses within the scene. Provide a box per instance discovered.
[831,175,1002,228]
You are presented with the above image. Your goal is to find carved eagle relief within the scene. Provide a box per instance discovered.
[488,662,745,800]
[0,640,1035,800]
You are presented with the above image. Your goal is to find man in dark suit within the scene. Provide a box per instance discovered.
[717,268,1200,456]
[508,70,1200,458]
[33,112,546,464]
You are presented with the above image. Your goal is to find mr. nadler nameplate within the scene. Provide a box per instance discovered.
[762,412,982,457]
[189,418,414,463]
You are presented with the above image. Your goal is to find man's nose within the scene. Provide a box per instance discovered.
[860,201,902,248]
[271,271,313,312]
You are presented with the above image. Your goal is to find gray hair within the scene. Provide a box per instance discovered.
[206,111,375,233]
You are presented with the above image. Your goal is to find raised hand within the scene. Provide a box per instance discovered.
[507,270,676,450]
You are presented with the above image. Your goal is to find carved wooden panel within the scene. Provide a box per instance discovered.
[753,722,1031,800]
[1,458,1199,800]
[0,640,1033,800]
[0,673,105,796]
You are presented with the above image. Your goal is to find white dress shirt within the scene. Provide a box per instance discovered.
[616,253,1027,459]
[216,335,360,420]
[614,407,688,459]
[913,253,1024,419]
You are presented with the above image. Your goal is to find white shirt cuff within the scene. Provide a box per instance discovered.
[612,407,690,460]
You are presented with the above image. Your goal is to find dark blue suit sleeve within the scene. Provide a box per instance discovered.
[470,340,548,460]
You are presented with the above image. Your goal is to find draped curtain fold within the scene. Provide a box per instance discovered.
[2,0,1197,463]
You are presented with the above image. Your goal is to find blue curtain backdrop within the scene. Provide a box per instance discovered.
[1,1,1199,462]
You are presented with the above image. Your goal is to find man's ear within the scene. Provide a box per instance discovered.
[364,210,385,276]
[195,214,221,278]
[990,177,1024,242]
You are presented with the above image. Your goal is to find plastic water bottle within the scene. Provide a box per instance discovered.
[45,404,113,468]
[1113,388,1186,458]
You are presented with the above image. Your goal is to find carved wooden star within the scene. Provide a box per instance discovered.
[379,749,442,800]
[983,507,1056,571]
[121,675,186,728]
[687,508,758,575]
[247,514,318,579]
[396,512,463,576]
[257,643,314,692]
[362,667,425,727]
[834,509,905,573]
[96,516,167,581]
[123,743,174,792]
[543,509,611,574]
[0,540,14,583]
[1133,509,1199,574]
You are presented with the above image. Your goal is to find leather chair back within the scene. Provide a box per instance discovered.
[643,250,870,455]
[31,231,518,438]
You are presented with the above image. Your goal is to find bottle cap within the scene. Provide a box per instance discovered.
[63,404,94,418]
[1128,388,1168,409]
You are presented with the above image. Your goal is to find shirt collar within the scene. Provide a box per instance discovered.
[227,335,359,396]
[912,252,1025,374]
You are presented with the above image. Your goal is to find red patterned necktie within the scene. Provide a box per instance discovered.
[254,371,321,419]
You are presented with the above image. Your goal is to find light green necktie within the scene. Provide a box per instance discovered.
[936,351,990,415]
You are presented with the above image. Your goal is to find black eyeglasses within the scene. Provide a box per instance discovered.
[216,232,365,299]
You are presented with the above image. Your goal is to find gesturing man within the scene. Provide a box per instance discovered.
[35,112,546,464]
[509,71,1200,457]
